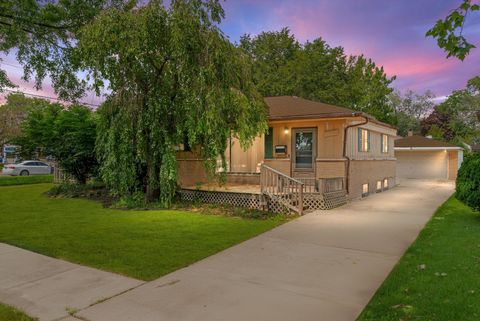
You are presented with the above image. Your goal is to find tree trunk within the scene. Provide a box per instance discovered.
[145,161,160,202]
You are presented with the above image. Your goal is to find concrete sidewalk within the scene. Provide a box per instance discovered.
[74,179,454,321]
[0,244,144,321]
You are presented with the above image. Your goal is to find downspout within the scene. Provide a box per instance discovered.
[343,114,369,194]
[229,132,232,173]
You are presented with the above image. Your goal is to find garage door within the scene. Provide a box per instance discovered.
[396,150,448,179]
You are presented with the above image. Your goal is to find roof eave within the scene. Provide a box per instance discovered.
[394,147,463,151]
[268,111,364,121]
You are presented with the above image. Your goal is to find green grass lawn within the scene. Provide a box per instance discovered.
[0,303,36,321]
[0,175,53,186]
[0,184,285,281]
[358,196,480,321]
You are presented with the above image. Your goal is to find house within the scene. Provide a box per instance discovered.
[394,133,463,180]
[177,96,397,213]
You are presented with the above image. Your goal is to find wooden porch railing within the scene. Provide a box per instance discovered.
[260,164,305,215]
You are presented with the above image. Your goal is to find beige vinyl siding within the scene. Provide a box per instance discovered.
[345,121,396,160]
[225,136,264,173]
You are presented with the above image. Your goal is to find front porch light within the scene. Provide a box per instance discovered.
[284,126,289,134]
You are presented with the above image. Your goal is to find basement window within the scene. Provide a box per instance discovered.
[362,183,369,197]
[376,180,382,192]
[383,178,389,190]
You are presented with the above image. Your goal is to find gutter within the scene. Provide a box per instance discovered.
[342,114,369,194]
[394,147,463,151]
[268,112,396,130]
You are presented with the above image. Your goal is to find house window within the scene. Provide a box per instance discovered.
[362,183,369,197]
[358,128,370,152]
[376,180,382,192]
[264,127,273,159]
[383,178,389,189]
[381,134,389,153]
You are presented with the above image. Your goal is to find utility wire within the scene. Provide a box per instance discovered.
[1,88,101,107]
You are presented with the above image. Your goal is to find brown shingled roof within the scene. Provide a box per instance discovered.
[264,96,359,120]
[394,135,459,148]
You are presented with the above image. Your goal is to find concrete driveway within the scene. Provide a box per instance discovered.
[74,179,454,321]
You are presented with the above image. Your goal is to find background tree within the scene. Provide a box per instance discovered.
[239,28,300,97]
[16,101,97,184]
[421,79,480,145]
[0,93,31,147]
[420,106,455,141]
[388,89,436,137]
[239,29,396,124]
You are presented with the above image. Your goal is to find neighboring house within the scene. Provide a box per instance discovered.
[177,96,397,211]
[472,144,480,153]
[394,133,463,180]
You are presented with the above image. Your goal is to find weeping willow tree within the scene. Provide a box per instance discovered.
[77,0,267,204]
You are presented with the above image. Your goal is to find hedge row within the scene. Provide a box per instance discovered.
[456,153,480,211]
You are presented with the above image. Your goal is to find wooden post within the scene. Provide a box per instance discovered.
[299,184,304,215]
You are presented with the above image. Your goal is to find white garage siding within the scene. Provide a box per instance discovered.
[396,150,448,179]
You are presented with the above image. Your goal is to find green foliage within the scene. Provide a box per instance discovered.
[14,99,62,157]
[456,153,480,211]
[47,181,106,197]
[15,99,97,184]
[426,124,444,139]
[421,78,480,145]
[0,0,133,100]
[239,28,396,124]
[389,89,435,136]
[84,1,267,204]
[0,93,32,146]
[172,202,287,220]
[113,192,148,209]
[426,0,479,61]
[0,184,285,280]
[53,105,98,184]
[0,303,37,321]
[0,175,53,186]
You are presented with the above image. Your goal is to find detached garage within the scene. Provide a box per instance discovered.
[395,135,463,180]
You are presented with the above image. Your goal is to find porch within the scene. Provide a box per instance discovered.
[179,165,347,214]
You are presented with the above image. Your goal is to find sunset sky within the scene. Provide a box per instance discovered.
[1,0,479,105]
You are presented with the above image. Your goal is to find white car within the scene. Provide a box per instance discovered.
[2,161,51,176]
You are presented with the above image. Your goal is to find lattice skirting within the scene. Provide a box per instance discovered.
[179,189,265,211]
[179,188,347,214]
[303,190,347,211]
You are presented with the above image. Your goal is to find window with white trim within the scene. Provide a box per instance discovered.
[358,128,370,152]
[376,180,382,192]
[381,134,389,153]
[383,178,389,189]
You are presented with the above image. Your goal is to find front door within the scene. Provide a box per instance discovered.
[292,128,316,172]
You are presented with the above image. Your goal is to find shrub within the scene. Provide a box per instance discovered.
[47,181,113,206]
[456,153,480,211]
[112,191,147,210]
